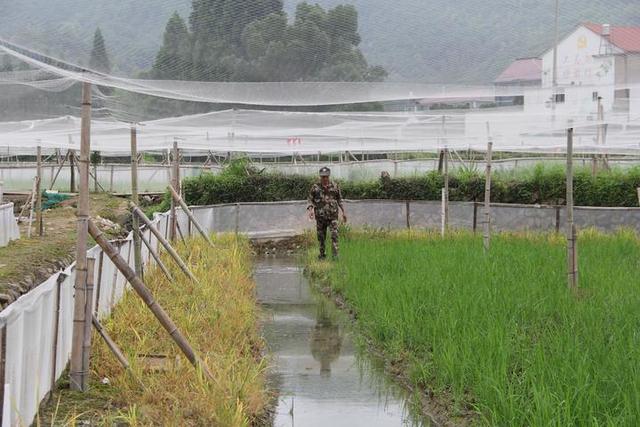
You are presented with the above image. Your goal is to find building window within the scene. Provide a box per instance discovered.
[553,93,566,103]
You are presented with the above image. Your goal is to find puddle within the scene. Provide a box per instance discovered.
[255,257,426,427]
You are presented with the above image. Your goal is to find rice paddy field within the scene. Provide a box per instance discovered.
[308,230,640,426]
[41,236,270,426]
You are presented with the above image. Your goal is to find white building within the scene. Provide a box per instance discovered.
[524,23,640,118]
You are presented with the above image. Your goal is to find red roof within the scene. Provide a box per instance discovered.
[494,58,542,84]
[584,22,640,53]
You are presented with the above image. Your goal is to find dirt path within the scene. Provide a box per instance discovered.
[0,194,129,309]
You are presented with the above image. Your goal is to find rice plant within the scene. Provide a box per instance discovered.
[309,229,640,426]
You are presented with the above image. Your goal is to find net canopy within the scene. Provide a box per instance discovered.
[0,0,638,154]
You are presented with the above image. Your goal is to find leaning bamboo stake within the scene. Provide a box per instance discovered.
[87,219,212,380]
[136,228,174,281]
[36,146,43,236]
[91,314,145,389]
[49,150,69,190]
[81,258,96,385]
[483,123,493,252]
[566,128,578,290]
[131,126,143,277]
[130,203,199,283]
[168,185,214,247]
[70,81,92,392]
[49,272,66,402]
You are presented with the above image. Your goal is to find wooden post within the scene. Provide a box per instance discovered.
[87,219,212,380]
[36,146,43,236]
[170,140,180,241]
[130,203,198,283]
[168,185,213,247]
[81,257,96,387]
[566,128,578,290]
[26,177,37,238]
[69,149,76,193]
[137,228,174,281]
[109,165,114,193]
[441,148,449,236]
[131,127,143,278]
[483,124,493,252]
[70,81,92,392]
[0,323,5,426]
[94,251,104,314]
[49,273,66,401]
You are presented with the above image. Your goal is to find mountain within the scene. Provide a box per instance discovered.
[0,0,639,83]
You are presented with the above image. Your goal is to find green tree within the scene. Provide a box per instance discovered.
[152,12,192,79]
[89,28,111,73]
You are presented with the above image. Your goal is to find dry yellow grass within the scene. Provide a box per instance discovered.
[84,235,269,426]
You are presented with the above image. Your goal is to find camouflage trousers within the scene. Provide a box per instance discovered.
[316,217,339,258]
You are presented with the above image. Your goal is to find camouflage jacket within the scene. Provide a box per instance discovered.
[307,181,344,220]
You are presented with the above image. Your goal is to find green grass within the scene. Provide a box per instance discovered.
[309,230,640,426]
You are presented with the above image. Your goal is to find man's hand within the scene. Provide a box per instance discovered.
[342,212,348,223]
[307,208,315,220]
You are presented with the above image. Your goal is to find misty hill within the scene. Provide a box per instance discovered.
[1,0,639,83]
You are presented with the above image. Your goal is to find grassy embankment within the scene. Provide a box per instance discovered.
[307,230,640,426]
[41,236,270,426]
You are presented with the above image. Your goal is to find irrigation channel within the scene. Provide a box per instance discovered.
[254,256,427,427]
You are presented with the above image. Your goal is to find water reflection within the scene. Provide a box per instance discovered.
[255,257,426,427]
[310,300,344,377]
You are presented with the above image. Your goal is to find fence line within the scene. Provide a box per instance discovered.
[0,204,19,248]
[0,212,171,427]
[2,200,640,426]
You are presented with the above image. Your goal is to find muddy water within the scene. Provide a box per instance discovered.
[255,257,425,427]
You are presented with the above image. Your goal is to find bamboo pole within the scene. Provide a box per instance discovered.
[483,124,493,252]
[87,219,212,380]
[94,251,104,314]
[70,81,92,392]
[131,127,143,278]
[26,177,37,238]
[566,128,578,290]
[36,146,43,236]
[130,203,198,283]
[0,323,5,425]
[170,140,179,241]
[81,258,96,387]
[637,188,640,207]
[137,228,174,281]
[168,185,214,247]
[441,147,449,236]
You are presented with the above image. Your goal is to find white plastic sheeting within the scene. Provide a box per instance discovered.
[0,212,170,427]
[0,203,19,247]
[0,108,639,155]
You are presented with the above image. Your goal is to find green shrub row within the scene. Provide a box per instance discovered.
[180,161,640,207]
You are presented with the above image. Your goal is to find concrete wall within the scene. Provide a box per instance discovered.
[192,200,640,237]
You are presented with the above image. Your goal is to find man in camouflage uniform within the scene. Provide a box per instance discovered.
[307,167,347,260]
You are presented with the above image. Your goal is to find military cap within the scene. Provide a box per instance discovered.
[319,167,331,176]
